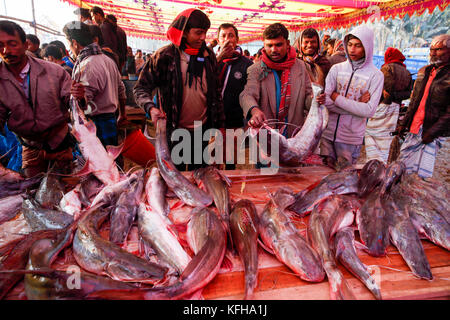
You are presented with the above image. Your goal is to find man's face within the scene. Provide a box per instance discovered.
[301,36,319,56]
[430,41,450,66]
[263,36,289,62]
[26,39,39,52]
[184,28,207,49]
[0,30,27,66]
[68,38,80,58]
[218,27,238,49]
[327,43,334,56]
[91,13,102,25]
[136,51,142,58]
[347,38,365,61]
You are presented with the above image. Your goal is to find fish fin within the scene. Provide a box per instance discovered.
[217,170,232,187]
[72,158,92,177]
[170,200,185,210]
[257,238,275,255]
[354,240,369,253]
[220,252,234,272]
[106,143,124,160]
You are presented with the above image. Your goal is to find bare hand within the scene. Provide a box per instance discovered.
[71,81,85,100]
[149,107,166,125]
[316,93,326,105]
[216,40,235,63]
[248,108,266,128]
[383,89,390,99]
[359,90,371,103]
[331,92,340,102]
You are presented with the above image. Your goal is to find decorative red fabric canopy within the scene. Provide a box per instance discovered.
[61,0,448,43]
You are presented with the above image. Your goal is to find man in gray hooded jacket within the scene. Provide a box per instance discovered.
[320,25,384,166]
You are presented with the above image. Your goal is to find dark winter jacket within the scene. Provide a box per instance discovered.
[380,62,412,105]
[401,63,450,140]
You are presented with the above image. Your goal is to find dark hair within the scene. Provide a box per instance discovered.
[74,7,91,19]
[26,34,40,45]
[244,49,250,56]
[263,23,288,40]
[88,24,104,46]
[63,21,93,47]
[137,49,142,53]
[302,28,319,40]
[42,44,63,60]
[327,38,336,47]
[217,23,238,39]
[0,20,26,43]
[49,40,67,55]
[90,6,104,18]
[347,34,360,42]
[106,14,117,24]
[185,10,210,32]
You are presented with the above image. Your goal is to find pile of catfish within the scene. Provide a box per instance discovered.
[1,136,449,300]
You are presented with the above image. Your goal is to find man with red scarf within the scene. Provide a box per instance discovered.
[134,9,224,171]
[365,47,412,164]
[240,23,323,139]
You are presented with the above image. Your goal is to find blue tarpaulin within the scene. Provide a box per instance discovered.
[0,125,22,172]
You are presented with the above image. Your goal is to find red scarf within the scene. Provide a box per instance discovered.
[261,46,297,124]
[383,47,406,68]
[184,43,200,56]
[219,46,243,84]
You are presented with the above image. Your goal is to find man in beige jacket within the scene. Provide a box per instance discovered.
[240,23,323,138]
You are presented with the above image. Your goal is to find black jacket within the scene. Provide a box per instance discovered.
[402,63,450,140]
[218,55,253,128]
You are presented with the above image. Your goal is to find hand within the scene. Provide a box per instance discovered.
[396,125,407,140]
[248,108,266,128]
[331,92,340,102]
[383,89,390,100]
[149,107,166,125]
[421,134,434,145]
[359,90,371,103]
[71,81,85,100]
[316,93,325,105]
[216,40,234,63]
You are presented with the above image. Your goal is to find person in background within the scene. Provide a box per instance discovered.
[90,6,121,68]
[133,9,224,171]
[325,38,335,57]
[64,21,127,147]
[207,38,218,51]
[328,39,347,66]
[25,34,41,59]
[320,25,384,166]
[49,40,75,69]
[74,7,94,25]
[365,47,412,164]
[105,14,128,72]
[0,20,74,177]
[42,44,73,75]
[397,34,450,180]
[88,24,120,68]
[253,47,263,63]
[135,49,145,74]
[321,32,331,56]
[293,27,331,87]
[240,23,324,139]
[215,23,253,169]
[243,49,250,58]
[124,46,136,79]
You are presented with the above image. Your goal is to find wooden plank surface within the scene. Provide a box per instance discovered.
[198,167,450,300]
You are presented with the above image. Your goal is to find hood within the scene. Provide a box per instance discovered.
[294,28,321,58]
[343,24,374,69]
[166,8,197,47]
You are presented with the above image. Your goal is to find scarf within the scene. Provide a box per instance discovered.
[72,42,103,78]
[261,46,297,124]
[218,46,243,84]
[167,8,207,89]
[383,47,406,68]
[351,57,365,71]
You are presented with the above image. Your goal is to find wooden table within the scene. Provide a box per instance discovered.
[199,167,450,300]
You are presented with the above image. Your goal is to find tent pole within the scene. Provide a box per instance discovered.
[31,0,37,35]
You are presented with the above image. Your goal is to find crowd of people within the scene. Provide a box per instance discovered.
[0,6,448,181]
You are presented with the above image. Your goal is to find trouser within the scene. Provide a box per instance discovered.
[320,138,362,165]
